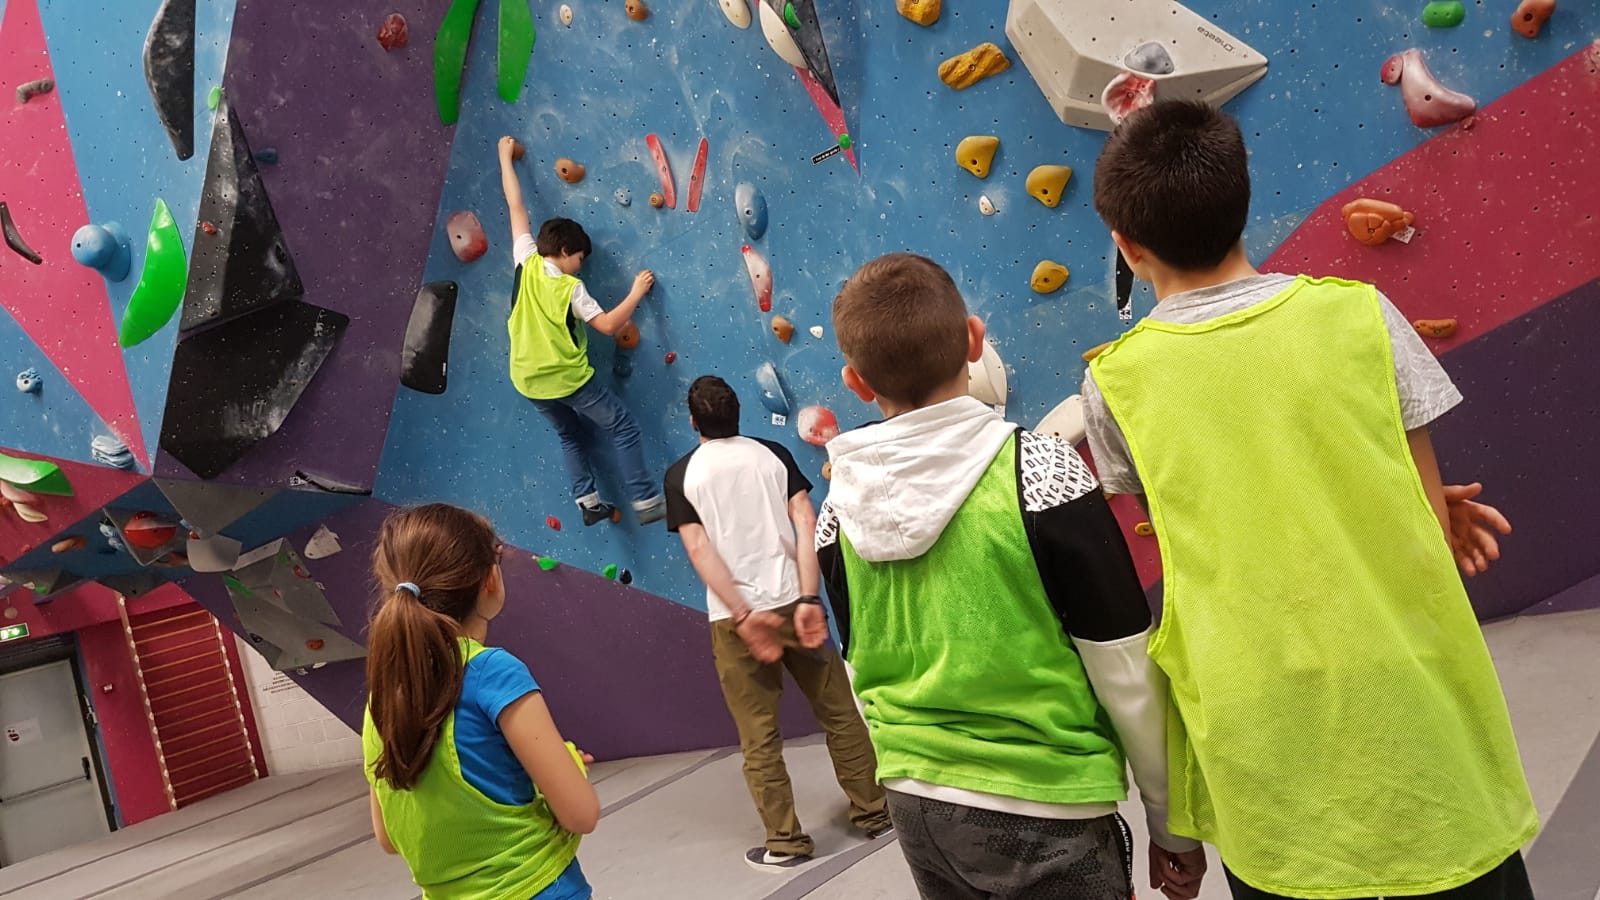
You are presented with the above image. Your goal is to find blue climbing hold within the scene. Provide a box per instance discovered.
[91,435,137,470]
[756,362,791,416]
[735,183,768,241]
[71,222,132,282]
[15,368,41,394]
[254,147,280,165]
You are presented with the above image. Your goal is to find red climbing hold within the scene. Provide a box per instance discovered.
[306,638,325,651]
[377,13,409,50]
[447,211,488,263]
[664,351,677,364]
[124,511,177,549]
[200,221,218,235]
[547,515,562,531]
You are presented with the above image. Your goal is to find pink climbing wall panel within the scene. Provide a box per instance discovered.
[1264,47,1600,349]
[0,0,148,467]
[0,447,145,566]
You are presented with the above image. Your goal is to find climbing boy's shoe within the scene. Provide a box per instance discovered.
[634,494,667,525]
[744,848,813,872]
[580,501,620,526]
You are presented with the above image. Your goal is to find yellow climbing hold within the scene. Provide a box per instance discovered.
[1134,522,1155,537]
[938,42,1010,90]
[956,135,1000,179]
[1026,164,1073,208]
[1081,340,1113,363]
[896,0,940,26]
[1030,260,1069,293]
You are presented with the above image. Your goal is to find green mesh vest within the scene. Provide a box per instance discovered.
[1091,275,1536,896]
[840,434,1129,804]
[508,256,593,400]
[363,639,580,899]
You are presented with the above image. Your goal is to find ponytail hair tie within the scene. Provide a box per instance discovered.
[396,582,421,599]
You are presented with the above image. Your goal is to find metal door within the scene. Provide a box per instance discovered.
[0,659,112,865]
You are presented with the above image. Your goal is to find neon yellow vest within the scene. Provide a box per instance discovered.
[1091,276,1536,897]
[841,435,1130,805]
[363,639,580,899]
[508,257,593,400]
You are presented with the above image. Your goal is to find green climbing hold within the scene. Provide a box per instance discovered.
[497,0,536,104]
[0,452,73,496]
[603,563,618,580]
[783,2,800,29]
[222,574,254,596]
[119,199,187,348]
[434,0,481,125]
[1422,0,1465,27]
[538,557,559,571]
[207,85,221,110]
[838,133,852,150]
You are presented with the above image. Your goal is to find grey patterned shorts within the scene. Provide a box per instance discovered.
[886,789,1133,900]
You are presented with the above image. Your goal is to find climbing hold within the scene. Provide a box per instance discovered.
[142,0,196,160]
[1412,318,1459,339]
[616,320,641,350]
[967,340,1008,413]
[91,436,137,470]
[15,78,53,104]
[124,512,178,550]
[771,315,795,344]
[664,351,677,364]
[626,0,649,20]
[649,192,665,209]
[1380,49,1476,128]
[1102,72,1157,125]
[809,325,824,339]
[1421,1,1465,27]
[554,158,587,184]
[939,42,1011,90]
[1025,165,1073,208]
[896,0,941,25]
[377,12,409,49]
[15,369,41,395]
[1341,198,1415,246]
[821,461,832,480]
[559,5,573,26]
[687,138,709,213]
[615,189,632,207]
[604,563,618,579]
[497,0,538,104]
[1035,394,1086,446]
[735,183,768,241]
[1081,341,1113,363]
[837,133,852,150]
[1134,522,1155,537]
[509,140,526,161]
[619,569,633,585]
[1030,260,1070,293]
[52,536,88,554]
[72,223,133,283]
[955,135,1000,178]
[719,0,752,29]
[200,221,219,236]
[305,638,325,651]
[782,1,802,29]
[538,557,560,571]
[119,199,186,348]
[254,147,279,165]
[756,362,792,416]
[547,515,561,530]
[1124,41,1175,76]
[207,85,221,110]
[742,246,774,313]
[1511,0,1555,37]
[645,134,677,209]
[0,453,72,496]
[0,482,38,505]
[13,504,47,524]
[797,406,840,446]
[446,211,488,262]
[757,2,808,67]
[979,195,996,216]
[0,203,43,265]
[434,0,474,125]
[401,282,458,395]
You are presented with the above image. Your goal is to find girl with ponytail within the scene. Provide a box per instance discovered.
[363,503,598,900]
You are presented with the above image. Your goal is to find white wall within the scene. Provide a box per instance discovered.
[235,637,362,774]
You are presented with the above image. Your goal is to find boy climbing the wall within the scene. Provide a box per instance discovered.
[498,136,666,525]
[796,253,1203,900]
[1083,100,1535,900]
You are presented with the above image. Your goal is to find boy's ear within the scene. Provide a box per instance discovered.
[841,365,876,404]
[689,414,699,433]
[1110,230,1143,268]
[965,315,987,364]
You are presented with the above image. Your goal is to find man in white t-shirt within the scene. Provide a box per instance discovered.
[665,376,891,873]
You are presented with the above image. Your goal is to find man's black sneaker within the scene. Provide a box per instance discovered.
[744,847,813,872]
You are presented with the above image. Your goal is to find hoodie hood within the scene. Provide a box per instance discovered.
[826,396,1016,563]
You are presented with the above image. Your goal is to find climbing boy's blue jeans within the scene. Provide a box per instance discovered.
[529,377,657,506]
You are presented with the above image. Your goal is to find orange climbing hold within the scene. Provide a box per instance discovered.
[555,158,586,184]
[1412,318,1458,339]
[52,535,87,553]
[938,43,1010,90]
[306,638,325,651]
[626,0,649,21]
[509,139,525,161]
[1511,0,1555,37]
[376,13,408,50]
[771,315,795,343]
[896,0,940,25]
[1082,341,1113,363]
[1134,522,1155,537]
[615,320,641,349]
[649,192,665,209]
[1341,198,1414,246]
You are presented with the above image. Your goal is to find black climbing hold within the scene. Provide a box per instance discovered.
[142,0,196,161]
[1115,249,1134,320]
[254,147,279,165]
[618,568,633,585]
[1124,41,1175,76]
[181,97,305,333]
[0,203,43,265]
[159,300,348,479]
[401,281,458,394]
[762,0,839,104]
[290,470,372,495]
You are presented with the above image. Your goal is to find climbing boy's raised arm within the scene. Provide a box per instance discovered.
[498,136,531,242]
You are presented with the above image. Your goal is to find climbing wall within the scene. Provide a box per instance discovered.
[0,0,1595,758]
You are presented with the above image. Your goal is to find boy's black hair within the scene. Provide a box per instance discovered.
[688,376,740,439]
[535,218,592,259]
[1093,100,1251,271]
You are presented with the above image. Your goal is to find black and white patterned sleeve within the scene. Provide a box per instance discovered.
[814,498,851,653]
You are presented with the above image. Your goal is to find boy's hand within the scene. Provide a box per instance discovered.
[498,135,521,161]
[1149,843,1207,900]
[1443,483,1511,576]
[735,610,785,663]
[794,603,829,649]
[631,269,655,298]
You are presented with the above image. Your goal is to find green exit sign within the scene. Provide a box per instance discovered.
[0,623,29,642]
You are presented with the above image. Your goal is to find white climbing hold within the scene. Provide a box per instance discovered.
[966,340,1008,417]
[1035,395,1087,446]
[757,2,807,67]
[809,325,824,339]
[719,0,752,29]
[559,4,573,25]
[304,525,343,560]
[979,195,996,216]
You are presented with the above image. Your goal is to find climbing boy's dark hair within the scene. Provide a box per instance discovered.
[1093,99,1251,271]
[688,375,740,439]
[536,217,593,258]
[833,253,970,407]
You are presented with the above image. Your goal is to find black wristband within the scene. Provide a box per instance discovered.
[796,595,823,606]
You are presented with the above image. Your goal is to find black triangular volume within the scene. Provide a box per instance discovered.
[764,0,839,105]
[142,0,196,161]
[401,282,459,395]
[180,97,305,333]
